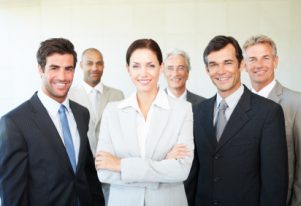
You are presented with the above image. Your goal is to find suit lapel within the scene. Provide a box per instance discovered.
[119,107,141,157]
[29,93,74,174]
[215,87,251,152]
[201,97,218,148]
[268,81,282,104]
[145,106,170,158]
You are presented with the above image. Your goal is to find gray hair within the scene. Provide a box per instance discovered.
[243,35,277,58]
[164,49,191,71]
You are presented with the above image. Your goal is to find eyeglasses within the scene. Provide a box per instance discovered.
[166,65,187,72]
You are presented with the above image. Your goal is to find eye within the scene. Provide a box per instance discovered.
[132,64,140,69]
[208,63,218,70]
[87,62,93,66]
[65,67,74,72]
[148,64,156,68]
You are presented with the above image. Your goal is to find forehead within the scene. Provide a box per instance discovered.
[207,44,237,63]
[83,50,103,61]
[165,55,186,65]
[130,48,158,62]
[45,53,74,65]
[245,43,274,56]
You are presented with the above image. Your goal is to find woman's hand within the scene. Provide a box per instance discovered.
[165,144,190,160]
[95,151,121,172]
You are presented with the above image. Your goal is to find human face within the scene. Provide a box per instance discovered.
[39,53,75,103]
[163,55,189,94]
[206,44,243,98]
[244,43,278,91]
[81,50,104,87]
[127,48,162,94]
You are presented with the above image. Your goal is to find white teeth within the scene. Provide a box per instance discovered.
[139,80,150,84]
[218,77,228,81]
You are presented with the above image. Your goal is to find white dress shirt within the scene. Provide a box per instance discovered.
[166,88,187,101]
[214,85,244,123]
[37,89,80,164]
[118,89,170,158]
[251,79,276,98]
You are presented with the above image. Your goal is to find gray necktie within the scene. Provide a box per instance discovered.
[215,100,228,141]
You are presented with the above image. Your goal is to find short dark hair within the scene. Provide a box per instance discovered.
[203,35,243,66]
[126,39,162,65]
[36,38,77,71]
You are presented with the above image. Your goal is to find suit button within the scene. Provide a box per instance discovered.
[213,177,221,182]
[214,154,221,159]
[212,200,219,205]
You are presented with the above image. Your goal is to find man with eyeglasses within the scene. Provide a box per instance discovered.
[163,49,205,105]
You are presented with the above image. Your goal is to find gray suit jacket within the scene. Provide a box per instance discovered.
[69,84,124,156]
[97,92,194,206]
[268,81,301,206]
[186,90,206,105]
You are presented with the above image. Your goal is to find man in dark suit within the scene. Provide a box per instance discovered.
[243,35,301,206]
[0,38,104,206]
[185,35,288,206]
[163,49,205,105]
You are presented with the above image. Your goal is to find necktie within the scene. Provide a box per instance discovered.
[58,105,77,173]
[91,89,100,117]
[215,100,228,141]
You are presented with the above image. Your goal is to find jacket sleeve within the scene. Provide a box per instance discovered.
[97,103,193,185]
[260,104,288,206]
[0,115,29,206]
[291,101,301,206]
[120,104,193,183]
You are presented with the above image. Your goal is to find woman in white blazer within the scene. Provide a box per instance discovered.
[95,39,194,206]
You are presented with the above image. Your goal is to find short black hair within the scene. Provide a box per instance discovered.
[36,38,77,71]
[203,35,243,66]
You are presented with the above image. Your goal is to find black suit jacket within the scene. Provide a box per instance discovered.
[0,93,104,206]
[185,86,288,206]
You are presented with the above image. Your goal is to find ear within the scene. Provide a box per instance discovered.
[80,61,84,70]
[239,59,245,72]
[274,55,279,69]
[205,66,210,75]
[159,63,164,74]
[38,65,44,77]
[126,64,130,74]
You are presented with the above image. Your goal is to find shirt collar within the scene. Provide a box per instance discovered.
[37,89,71,116]
[82,81,103,94]
[251,79,276,98]
[166,88,187,101]
[118,89,170,111]
[216,84,244,109]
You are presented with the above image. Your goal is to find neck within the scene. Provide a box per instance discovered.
[252,81,272,93]
[136,88,159,120]
[169,86,186,97]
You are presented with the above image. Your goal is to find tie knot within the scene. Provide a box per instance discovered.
[218,100,228,111]
[59,105,67,114]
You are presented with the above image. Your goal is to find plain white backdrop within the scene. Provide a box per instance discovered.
[0,0,300,116]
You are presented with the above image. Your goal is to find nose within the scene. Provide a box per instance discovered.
[57,68,67,80]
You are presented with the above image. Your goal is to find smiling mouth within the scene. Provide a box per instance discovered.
[139,79,151,85]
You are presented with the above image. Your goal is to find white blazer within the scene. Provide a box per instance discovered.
[97,91,194,206]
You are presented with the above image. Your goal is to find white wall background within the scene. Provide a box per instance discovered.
[0,0,300,116]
